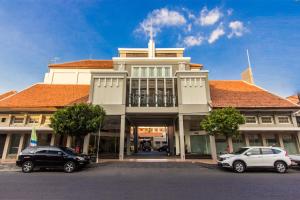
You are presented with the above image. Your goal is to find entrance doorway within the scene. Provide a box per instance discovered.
[126,113,177,159]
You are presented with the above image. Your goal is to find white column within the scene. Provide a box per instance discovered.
[227,137,233,153]
[278,134,285,149]
[83,133,91,154]
[2,134,11,160]
[50,134,55,146]
[297,132,300,152]
[179,114,185,160]
[129,78,132,107]
[138,78,141,107]
[261,134,267,146]
[17,134,25,156]
[209,135,217,161]
[244,134,250,146]
[119,115,125,160]
[175,131,180,155]
[66,136,72,148]
[164,78,166,107]
[172,78,175,107]
[155,78,158,107]
[146,78,149,107]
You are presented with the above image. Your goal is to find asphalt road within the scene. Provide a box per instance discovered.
[0,162,300,200]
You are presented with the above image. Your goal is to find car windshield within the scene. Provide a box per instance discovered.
[234,148,249,155]
[60,147,77,156]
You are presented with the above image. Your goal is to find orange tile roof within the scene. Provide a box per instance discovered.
[190,63,203,69]
[49,60,113,69]
[209,80,299,109]
[0,84,89,110]
[286,95,300,105]
[0,90,17,101]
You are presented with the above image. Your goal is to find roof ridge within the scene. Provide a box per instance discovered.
[0,83,42,103]
[49,59,112,66]
[241,80,300,107]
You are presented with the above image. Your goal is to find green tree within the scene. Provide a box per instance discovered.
[50,103,106,152]
[200,107,245,139]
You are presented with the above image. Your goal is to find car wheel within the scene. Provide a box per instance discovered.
[233,161,246,173]
[22,161,34,173]
[64,161,76,173]
[275,161,287,173]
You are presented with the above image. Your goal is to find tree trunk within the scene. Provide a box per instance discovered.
[59,135,64,146]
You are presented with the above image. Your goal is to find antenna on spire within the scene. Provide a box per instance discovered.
[246,49,251,68]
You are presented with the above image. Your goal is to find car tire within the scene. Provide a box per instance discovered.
[64,161,76,173]
[274,161,287,173]
[22,161,34,173]
[233,161,246,173]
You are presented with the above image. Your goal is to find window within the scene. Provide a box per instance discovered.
[157,68,163,77]
[272,149,282,154]
[261,148,274,155]
[245,116,257,124]
[13,117,24,124]
[278,116,290,124]
[133,67,139,77]
[48,150,63,155]
[165,67,171,77]
[1,118,6,123]
[261,116,273,124]
[149,68,155,77]
[44,116,51,125]
[141,68,147,77]
[28,116,39,124]
[36,150,47,154]
[248,148,261,155]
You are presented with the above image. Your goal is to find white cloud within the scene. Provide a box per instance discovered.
[186,24,192,32]
[183,35,204,47]
[198,7,222,26]
[228,21,246,38]
[208,26,225,44]
[137,8,186,36]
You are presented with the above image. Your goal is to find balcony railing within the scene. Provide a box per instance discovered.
[128,94,177,107]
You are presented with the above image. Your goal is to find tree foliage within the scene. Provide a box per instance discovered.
[50,103,106,138]
[200,107,245,138]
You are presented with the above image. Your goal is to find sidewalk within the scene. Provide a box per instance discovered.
[0,163,19,172]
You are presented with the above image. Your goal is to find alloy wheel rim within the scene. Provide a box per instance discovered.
[65,163,74,172]
[24,162,32,172]
[236,163,244,172]
[277,163,285,172]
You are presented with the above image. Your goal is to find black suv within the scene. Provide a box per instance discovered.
[16,146,90,173]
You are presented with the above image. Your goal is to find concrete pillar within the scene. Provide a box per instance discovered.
[83,133,90,154]
[261,134,267,146]
[244,134,250,146]
[278,134,284,149]
[297,132,300,152]
[134,126,138,153]
[168,125,175,155]
[2,134,11,159]
[119,115,125,160]
[227,137,233,153]
[175,131,180,155]
[17,134,25,156]
[178,114,185,160]
[209,135,217,161]
[50,134,55,146]
[66,136,72,148]
[185,135,191,153]
[126,130,131,156]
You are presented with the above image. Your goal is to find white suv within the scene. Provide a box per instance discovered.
[218,146,291,173]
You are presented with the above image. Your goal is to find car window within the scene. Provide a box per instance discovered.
[234,148,249,155]
[48,150,62,155]
[272,149,282,154]
[36,150,47,154]
[261,148,274,155]
[248,148,261,155]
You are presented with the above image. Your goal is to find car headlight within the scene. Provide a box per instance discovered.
[76,156,85,161]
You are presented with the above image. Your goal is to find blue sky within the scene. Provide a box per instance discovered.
[0,0,299,97]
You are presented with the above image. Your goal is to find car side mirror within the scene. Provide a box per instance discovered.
[245,152,252,156]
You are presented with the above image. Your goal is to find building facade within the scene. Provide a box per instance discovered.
[1,39,300,162]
